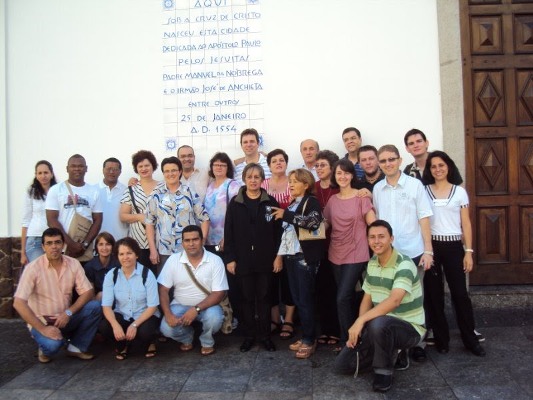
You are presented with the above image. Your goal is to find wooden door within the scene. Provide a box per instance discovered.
[461,0,533,284]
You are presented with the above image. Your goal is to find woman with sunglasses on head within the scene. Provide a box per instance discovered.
[21,160,57,265]
[422,151,485,357]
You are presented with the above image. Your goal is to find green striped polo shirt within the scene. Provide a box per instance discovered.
[362,249,426,337]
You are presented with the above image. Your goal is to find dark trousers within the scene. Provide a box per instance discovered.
[285,254,319,345]
[334,315,421,376]
[239,271,273,340]
[99,312,160,352]
[331,261,367,345]
[139,249,158,277]
[316,255,340,338]
[424,240,478,349]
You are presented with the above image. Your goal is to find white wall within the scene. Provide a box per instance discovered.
[3,0,442,236]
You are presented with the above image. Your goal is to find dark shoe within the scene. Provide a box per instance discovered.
[469,343,486,357]
[373,373,393,392]
[424,330,435,346]
[262,338,276,352]
[411,346,427,362]
[394,349,409,371]
[240,339,255,352]
[279,322,295,340]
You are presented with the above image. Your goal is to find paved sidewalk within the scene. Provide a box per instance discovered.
[0,307,532,399]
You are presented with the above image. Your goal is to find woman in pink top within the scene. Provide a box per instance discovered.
[261,149,295,339]
[323,159,376,350]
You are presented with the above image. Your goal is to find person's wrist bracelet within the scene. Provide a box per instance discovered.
[465,248,474,253]
[423,251,434,256]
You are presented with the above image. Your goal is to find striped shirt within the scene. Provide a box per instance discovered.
[120,182,163,249]
[14,254,93,319]
[363,249,426,337]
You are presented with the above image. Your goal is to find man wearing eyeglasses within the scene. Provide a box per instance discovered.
[372,144,433,363]
[177,145,209,203]
[145,156,210,274]
[14,228,102,363]
[98,157,128,240]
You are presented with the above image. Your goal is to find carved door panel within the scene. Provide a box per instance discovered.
[461,0,533,284]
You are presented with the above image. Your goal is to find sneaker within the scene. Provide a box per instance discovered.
[38,349,51,363]
[411,346,427,362]
[373,373,393,392]
[394,349,410,371]
[475,330,485,342]
[424,330,435,346]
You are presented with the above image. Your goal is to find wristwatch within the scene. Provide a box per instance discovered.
[194,306,201,313]
[131,322,138,328]
[65,309,73,317]
[82,242,89,250]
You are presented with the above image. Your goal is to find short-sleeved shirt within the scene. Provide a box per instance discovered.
[363,249,426,337]
[426,184,469,237]
[323,195,374,264]
[120,181,163,249]
[101,263,160,320]
[98,181,128,240]
[204,179,241,246]
[83,255,120,293]
[145,183,209,255]
[373,173,433,258]
[15,254,93,319]
[45,181,103,230]
[234,153,272,186]
[158,250,228,307]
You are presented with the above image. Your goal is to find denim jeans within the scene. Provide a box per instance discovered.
[31,300,102,356]
[334,315,421,376]
[331,261,367,345]
[25,236,44,263]
[285,253,319,345]
[160,303,224,347]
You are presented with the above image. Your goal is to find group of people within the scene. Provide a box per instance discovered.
[14,126,485,393]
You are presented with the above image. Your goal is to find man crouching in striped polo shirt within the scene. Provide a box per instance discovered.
[334,220,426,393]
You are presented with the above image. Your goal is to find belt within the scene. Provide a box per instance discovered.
[431,235,462,242]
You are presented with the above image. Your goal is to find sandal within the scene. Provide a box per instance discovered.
[180,343,193,352]
[201,346,215,356]
[289,340,303,351]
[279,322,295,340]
[115,349,128,361]
[296,342,316,359]
[145,343,157,358]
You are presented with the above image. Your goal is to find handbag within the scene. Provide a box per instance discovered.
[298,198,326,241]
[65,182,94,262]
[183,262,233,334]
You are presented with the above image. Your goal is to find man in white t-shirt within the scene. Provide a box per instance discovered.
[233,128,271,185]
[46,154,103,260]
[158,225,228,355]
[98,157,127,240]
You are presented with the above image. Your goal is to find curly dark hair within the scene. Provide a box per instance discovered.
[131,150,158,173]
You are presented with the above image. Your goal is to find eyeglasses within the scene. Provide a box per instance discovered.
[213,163,227,168]
[314,163,329,169]
[378,157,399,165]
[163,169,180,174]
